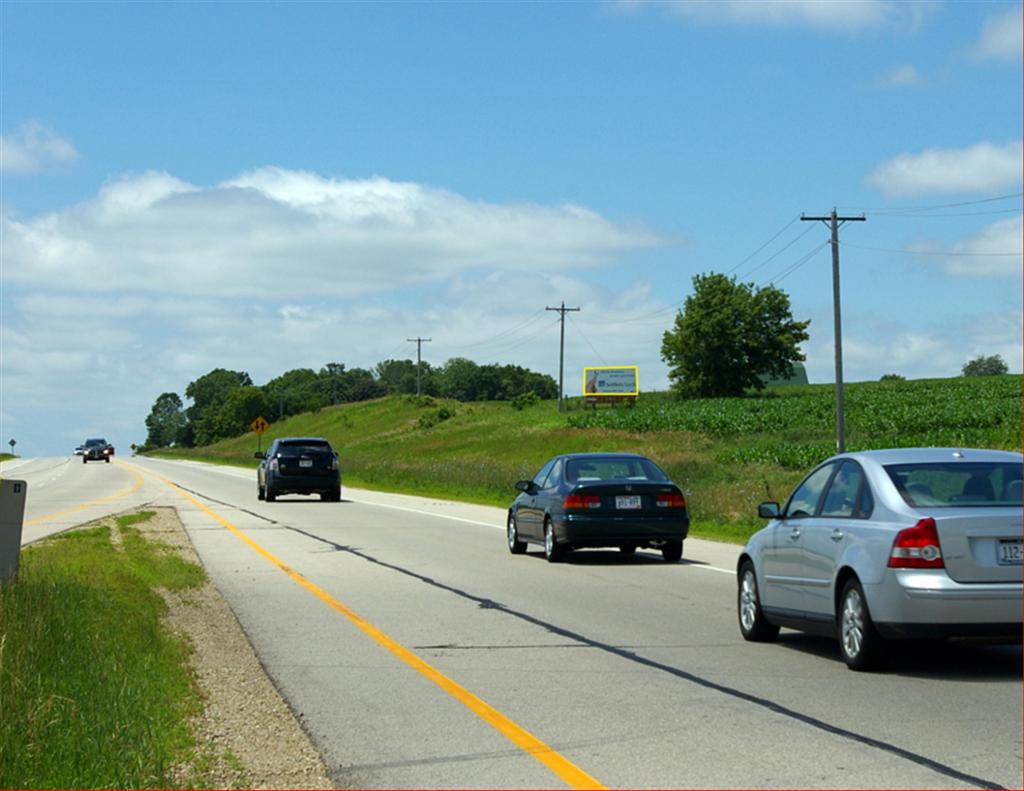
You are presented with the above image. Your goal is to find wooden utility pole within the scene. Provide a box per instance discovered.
[407,337,432,396]
[546,301,580,412]
[801,208,865,454]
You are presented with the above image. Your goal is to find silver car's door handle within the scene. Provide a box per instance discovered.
[789,528,801,540]
[831,529,845,542]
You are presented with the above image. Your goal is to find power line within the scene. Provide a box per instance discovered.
[841,241,1020,257]
[841,192,1022,214]
[739,223,820,280]
[724,216,800,275]
[455,308,547,350]
[472,315,561,356]
[567,313,608,366]
[765,241,830,286]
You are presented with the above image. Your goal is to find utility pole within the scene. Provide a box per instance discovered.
[801,207,865,454]
[407,337,432,396]
[546,301,580,412]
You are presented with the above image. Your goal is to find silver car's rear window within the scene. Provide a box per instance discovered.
[885,462,1023,507]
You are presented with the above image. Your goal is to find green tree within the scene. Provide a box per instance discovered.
[438,357,482,401]
[345,368,386,401]
[264,368,325,419]
[211,386,272,440]
[144,392,187,447]
[184,369,253,446]
[962,354,1008,377]
[661,273,810,398]
[375,359,431,395]
[317,363,351,405]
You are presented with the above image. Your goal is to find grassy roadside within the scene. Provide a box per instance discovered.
[149,376,1021,545]
[0,511,234,789]
[0,454,15,463]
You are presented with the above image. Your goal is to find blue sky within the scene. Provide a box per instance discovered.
[1,0,1021,456]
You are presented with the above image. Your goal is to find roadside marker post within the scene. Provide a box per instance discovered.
[0,479,28,583]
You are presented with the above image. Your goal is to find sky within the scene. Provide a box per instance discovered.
[1,0,1021,457]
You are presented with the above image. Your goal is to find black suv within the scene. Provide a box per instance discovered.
[82,438,112,463]
[256,437,341,502]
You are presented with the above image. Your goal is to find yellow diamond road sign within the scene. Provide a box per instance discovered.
[251,416,270,435]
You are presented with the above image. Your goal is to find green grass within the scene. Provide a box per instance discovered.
[0,454,15,463]
[150,376,1022,544]
[0,511,219,789]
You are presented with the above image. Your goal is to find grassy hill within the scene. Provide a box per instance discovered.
[151,375,1022,543]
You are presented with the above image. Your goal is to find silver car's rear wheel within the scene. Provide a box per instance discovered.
[839,579,887,671]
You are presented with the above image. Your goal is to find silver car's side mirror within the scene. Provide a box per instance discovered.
[758,501,781,519]
[515,480,534,493]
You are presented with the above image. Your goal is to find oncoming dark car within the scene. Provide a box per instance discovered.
[507,452,689,562]
[256,437,341,502]
[82,438,112,463]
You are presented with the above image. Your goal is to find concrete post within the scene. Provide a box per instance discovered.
[0,479,28,582]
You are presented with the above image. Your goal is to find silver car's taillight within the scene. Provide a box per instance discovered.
[889,517,944,569]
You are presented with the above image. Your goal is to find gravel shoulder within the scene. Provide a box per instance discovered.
[133,507,334,789]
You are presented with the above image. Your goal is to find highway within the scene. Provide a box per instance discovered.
[3,455,1021,790]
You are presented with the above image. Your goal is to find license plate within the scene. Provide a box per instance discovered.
[616,495,641,510]
[998,540,1022,565]
[299,459,313,468]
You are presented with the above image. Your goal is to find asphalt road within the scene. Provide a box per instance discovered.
[4,455,1021,790]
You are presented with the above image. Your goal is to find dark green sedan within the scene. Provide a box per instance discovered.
[507,453,689,563]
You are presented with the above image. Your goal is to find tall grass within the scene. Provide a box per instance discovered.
[0,512,207,789]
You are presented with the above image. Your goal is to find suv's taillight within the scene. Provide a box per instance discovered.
[563,494,601,509]
[269,458,279,472]
[656,493,687,508]
[331,456,339,471]
[889,517,944,568]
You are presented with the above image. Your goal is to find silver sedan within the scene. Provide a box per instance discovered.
[737,447,1023,671]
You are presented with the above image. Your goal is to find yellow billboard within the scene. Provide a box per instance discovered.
[583,366,639,396]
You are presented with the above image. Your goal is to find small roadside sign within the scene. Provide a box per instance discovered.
[251,416,270,435]
[7,439,14,450]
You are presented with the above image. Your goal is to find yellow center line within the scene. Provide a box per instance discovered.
[134,461,606,790]
[24,459,145,527]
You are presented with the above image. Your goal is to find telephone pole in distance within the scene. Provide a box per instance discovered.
[546,301,580,413]
[801,207,865,454]
[407,337,432,396]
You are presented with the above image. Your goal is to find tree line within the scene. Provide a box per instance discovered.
[144,358,557,448]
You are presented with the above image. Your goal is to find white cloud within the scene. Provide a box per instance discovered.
[618,0,923,31]
[873,64,921,87]
[2,167,664,299]
[970,5,1023,61]
[0,272,676,454]
[0,122,78,173]
[806,308,1023,382]
[906,215,1023,277]
[866,141,1023,197]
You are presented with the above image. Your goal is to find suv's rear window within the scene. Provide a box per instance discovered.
[566,457,669,483]
[885,462,1022,507]
[279,440,333,455]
